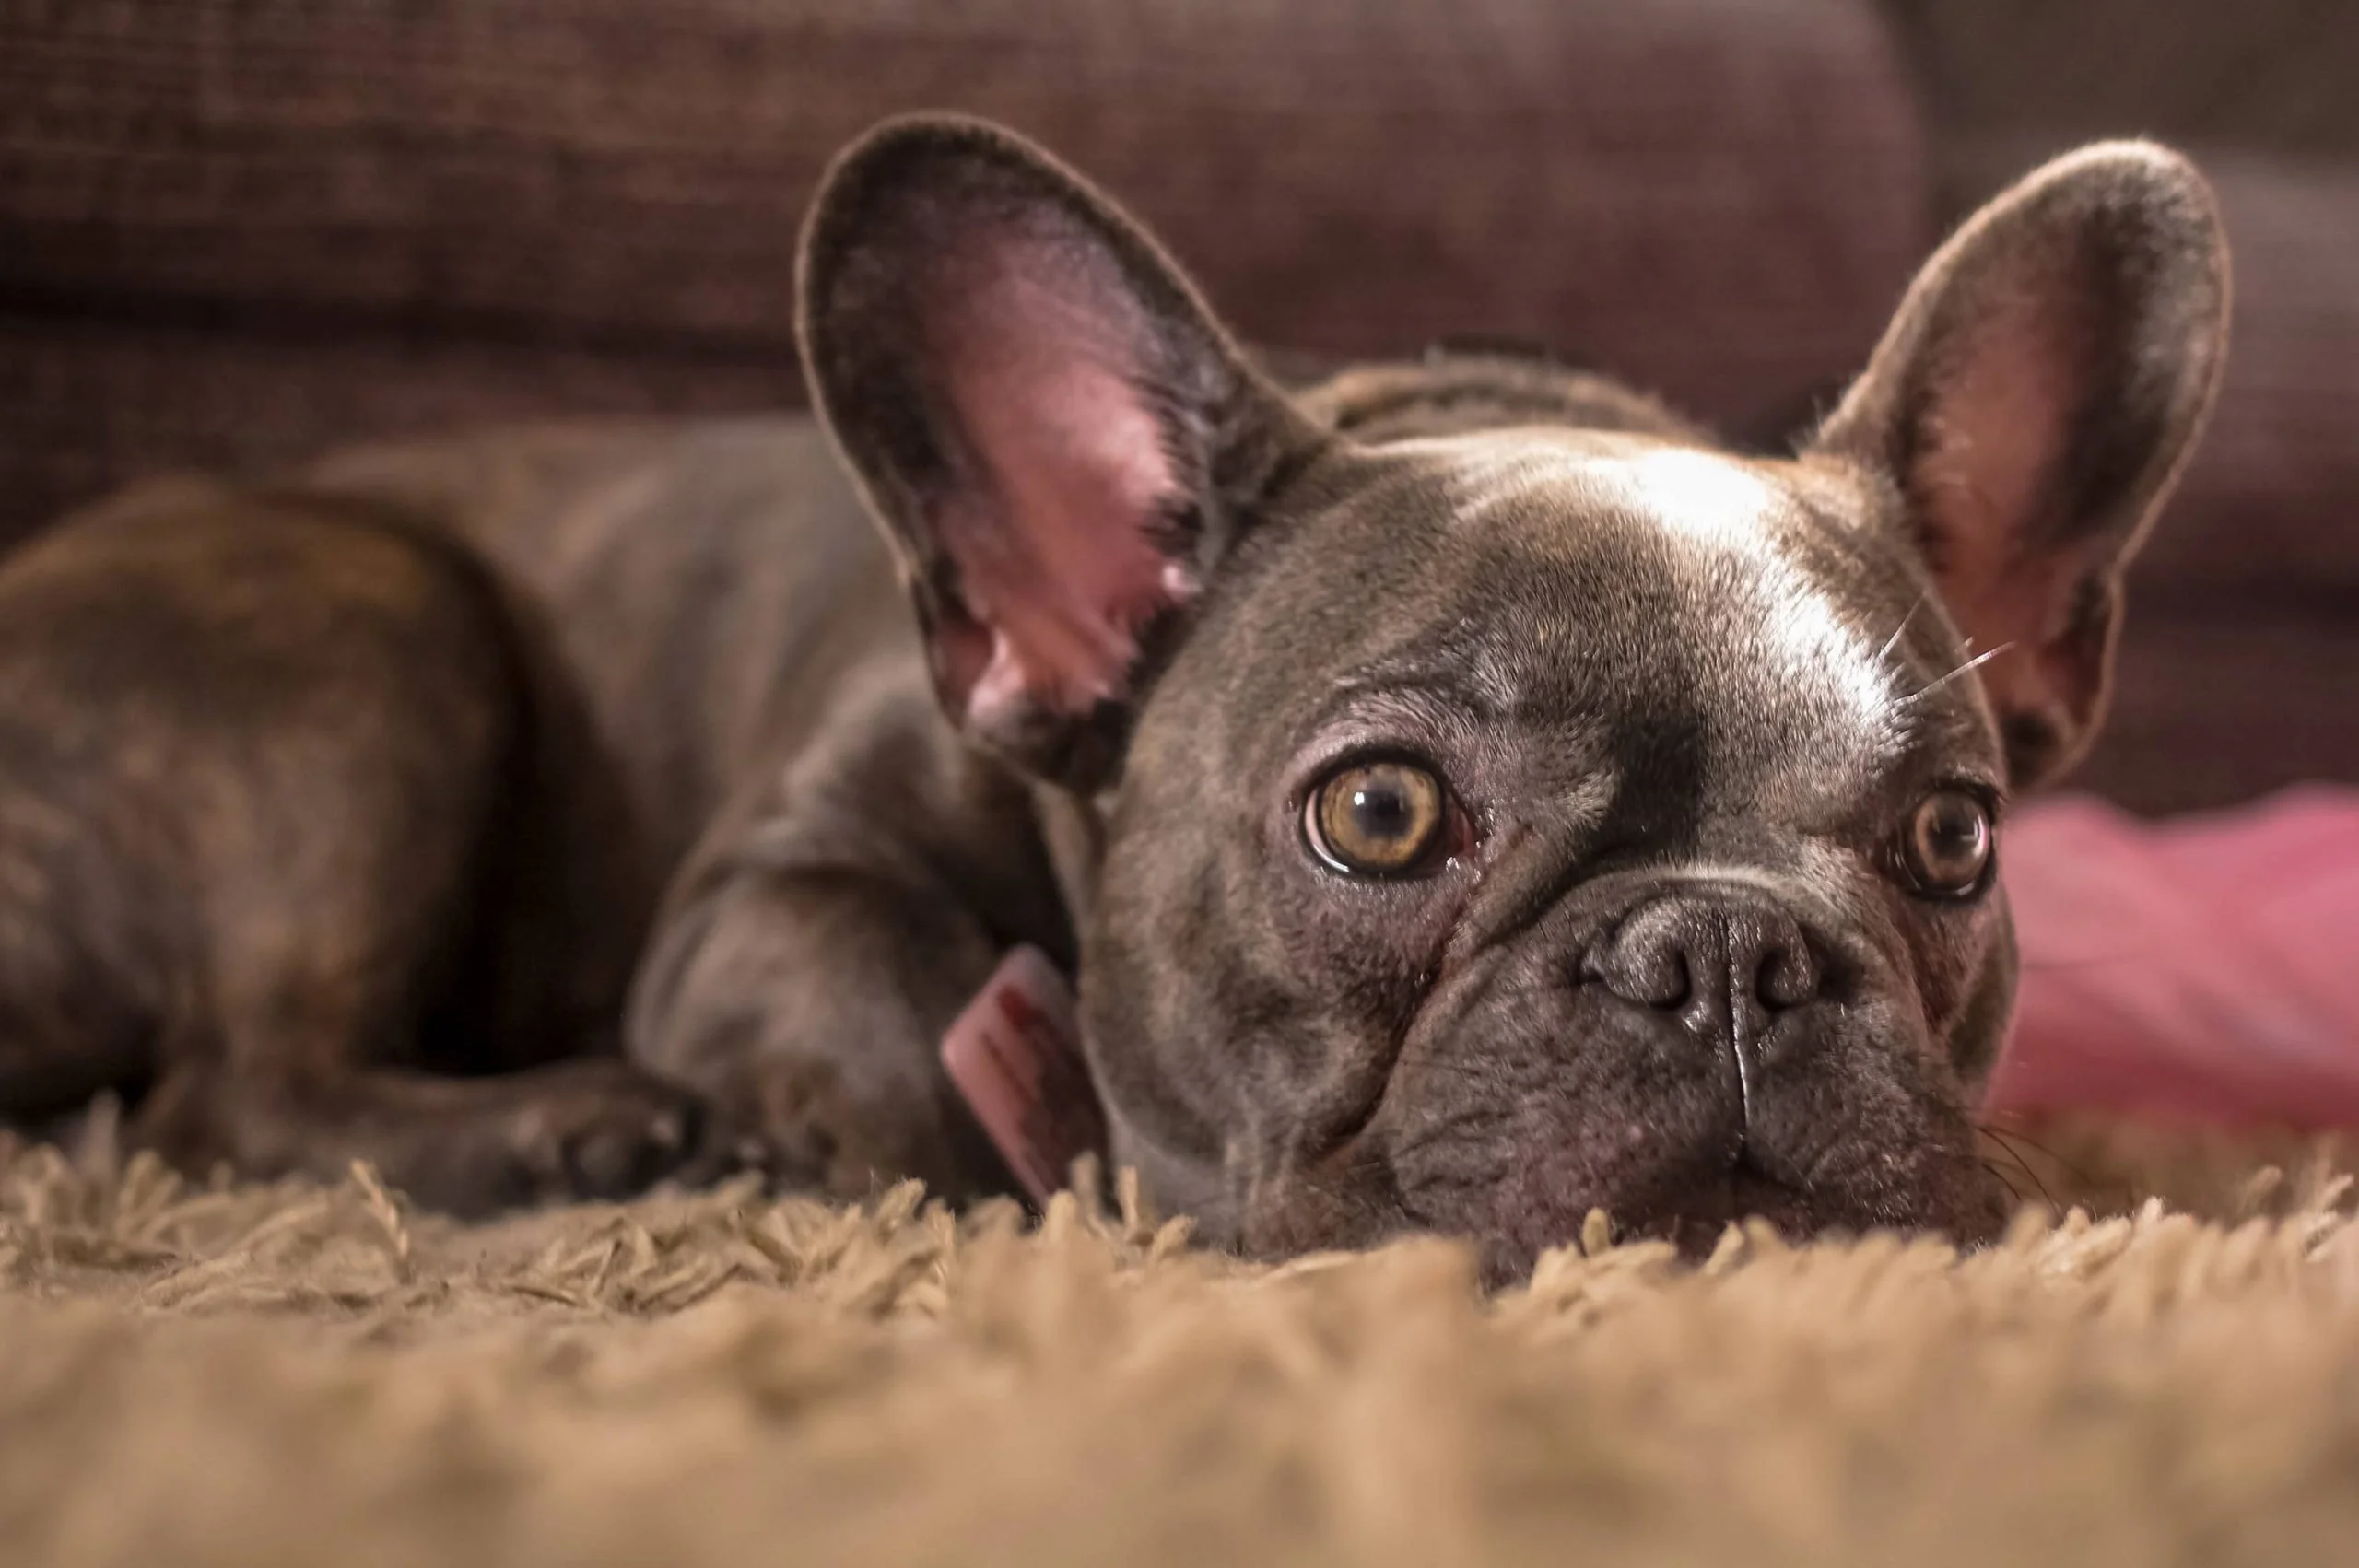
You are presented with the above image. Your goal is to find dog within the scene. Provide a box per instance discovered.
[0,115,2227,1275]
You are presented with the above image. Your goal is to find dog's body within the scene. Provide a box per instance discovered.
[0,417,1011,1209]
[0,118,2229,1273]
[0,367,1691,1213]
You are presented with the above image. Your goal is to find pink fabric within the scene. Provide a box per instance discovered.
[1988,787,2359,1129]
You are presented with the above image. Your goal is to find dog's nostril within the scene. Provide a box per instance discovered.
[1755,942,1818,1009]
[1735,913,1822,1012]
[1584,906,1694,1010]
[1585,947,1689,1009]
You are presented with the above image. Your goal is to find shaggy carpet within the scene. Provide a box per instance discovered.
[6,1119,2359,1567]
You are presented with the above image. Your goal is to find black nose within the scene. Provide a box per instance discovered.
[1585,893,1823,1017]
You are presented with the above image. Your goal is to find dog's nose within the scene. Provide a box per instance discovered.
[1585,893,1822,1016]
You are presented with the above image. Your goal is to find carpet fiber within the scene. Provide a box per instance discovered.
[6,1123,2359,1566]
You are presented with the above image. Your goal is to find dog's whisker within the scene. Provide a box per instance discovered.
[1900,640,2015,707]
[1972,1154,2027,1210]
[1978,1122,2098,1197]
[1970,1137,2055,1210]
[1876,593,1926,667]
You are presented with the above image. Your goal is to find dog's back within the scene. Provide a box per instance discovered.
[0,416,907,1202]
[0,480,521,1132]
[306,419,913,875]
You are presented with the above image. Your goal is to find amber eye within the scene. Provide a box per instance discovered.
[1305,759,1450,876]
[1898,788,1995,897]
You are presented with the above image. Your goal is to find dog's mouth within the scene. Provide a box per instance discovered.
[1450,1147,2005,1289]
[1404,1152,1816,1288]
[1242,1130,2012,1291]
[1619,1161,1819,1261]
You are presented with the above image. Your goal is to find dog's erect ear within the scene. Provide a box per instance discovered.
[798,114,1317,790]
[1812,142,2229,789]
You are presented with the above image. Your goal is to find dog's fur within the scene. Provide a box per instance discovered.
[0,118,2227,1272]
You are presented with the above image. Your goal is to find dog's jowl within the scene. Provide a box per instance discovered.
[0,116,2227,1272]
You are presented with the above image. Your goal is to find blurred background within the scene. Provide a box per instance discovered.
[3,0,2353,816]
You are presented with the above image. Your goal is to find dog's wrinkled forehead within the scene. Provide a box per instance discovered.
[1317,428,1926,802]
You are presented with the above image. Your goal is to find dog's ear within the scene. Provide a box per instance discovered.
[1811,142,2229,789]
[798,114,1318,790]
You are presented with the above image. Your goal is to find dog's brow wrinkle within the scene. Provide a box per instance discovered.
[1572,447,1901,759]
[1328,669,1507,728]
[1467,643,1528,713]
[1391,430,1906,771]
[1595,451,1900,745]
[1590,447,1781,550]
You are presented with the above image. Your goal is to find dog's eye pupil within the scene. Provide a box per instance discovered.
[1900,789,1993,896]
[1353,782,1412,834]
[1307,760,1449,875]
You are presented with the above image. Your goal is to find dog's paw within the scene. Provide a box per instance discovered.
[683,1056,863,1199]
[501,1064,709,1202]
[733,1054,1015,1206]
[676,1052,989,1204]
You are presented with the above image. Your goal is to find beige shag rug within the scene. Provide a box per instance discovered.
[6,1121,2359,1568]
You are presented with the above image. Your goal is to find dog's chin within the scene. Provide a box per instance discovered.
[1228,1170,2001,1293]
[1621,1170,2007,1276]
[1615,1163,1931,1263]
[1439,1160,2013,1291]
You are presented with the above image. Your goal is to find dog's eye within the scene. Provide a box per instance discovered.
[1305,759,1451,876]
[1897,788,1994,897]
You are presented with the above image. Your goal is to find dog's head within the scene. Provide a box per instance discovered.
[798,116,2229,1275]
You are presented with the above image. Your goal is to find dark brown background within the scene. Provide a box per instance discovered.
[4,0,2353,813]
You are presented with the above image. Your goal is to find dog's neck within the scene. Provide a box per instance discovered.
[1293,353,1708,447]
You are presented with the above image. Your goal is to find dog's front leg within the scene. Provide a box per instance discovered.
[626,859,1028,1203]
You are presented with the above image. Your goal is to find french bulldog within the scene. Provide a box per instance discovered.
[0,116,2226,1276]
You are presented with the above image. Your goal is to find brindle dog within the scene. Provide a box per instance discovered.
[0,118,2226,1279]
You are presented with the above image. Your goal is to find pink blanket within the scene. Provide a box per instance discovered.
[1989,788,2359,1129]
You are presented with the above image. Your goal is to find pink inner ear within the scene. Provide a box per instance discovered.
[1916,290,2087,710]
[930,240,1196,728]
[1920,295,2070,614]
